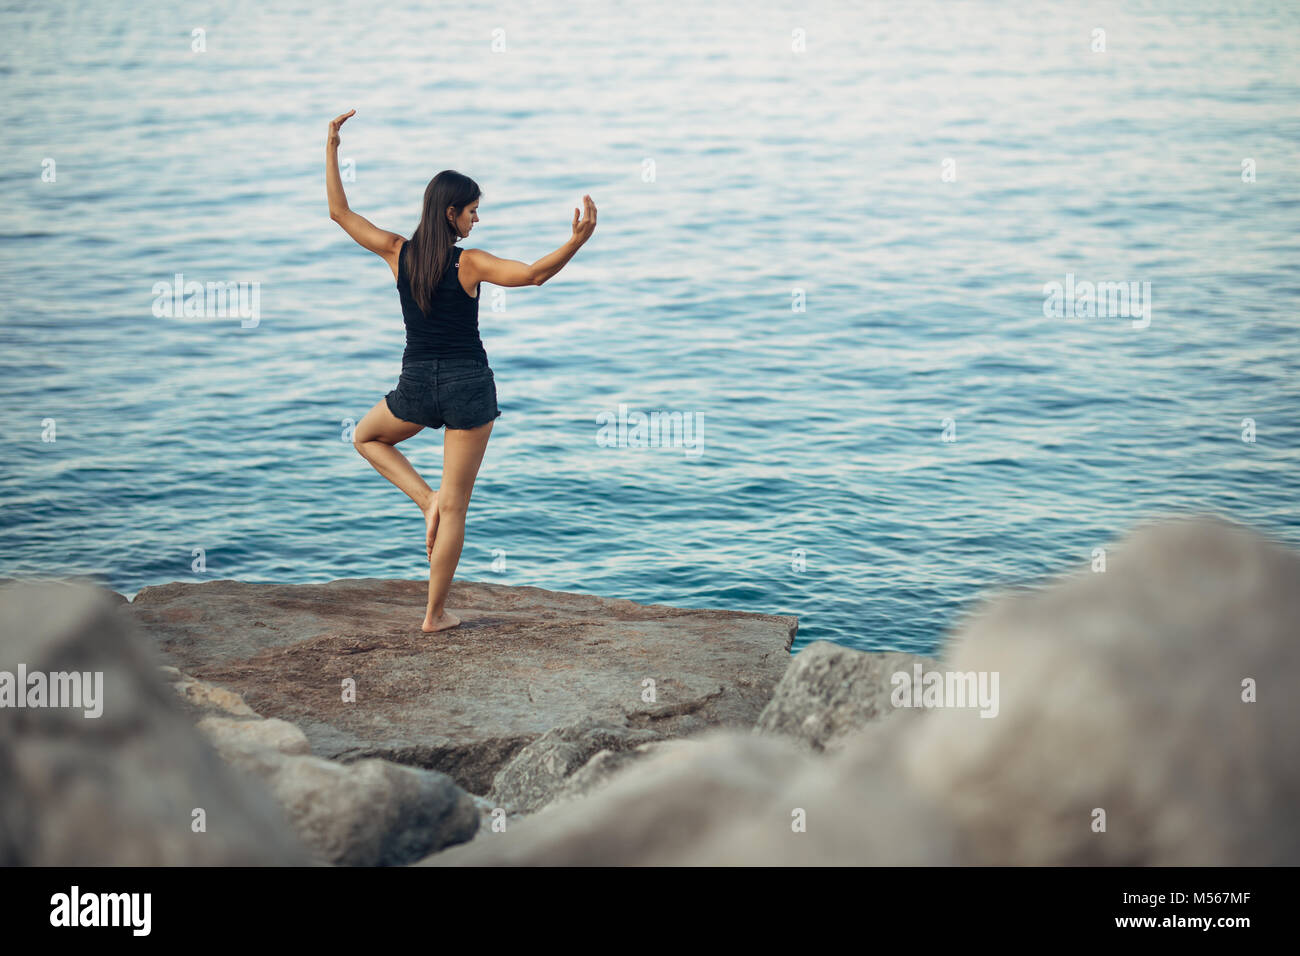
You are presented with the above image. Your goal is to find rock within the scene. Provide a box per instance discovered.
[0,575,128,604]
[467,735,700,839]
[0,581,311,865]
[486,715,663,813]
[551,738,701,804]
[422,726,953,866]
[753,640,933,752]
[170,672,261,719]
[467,794,516,838]
[127,578,796,793]
[198,716,311,757]
[198,715,479,865]
[679,723,956,865]
[422,515,1300,866]
[898,514,1300,865]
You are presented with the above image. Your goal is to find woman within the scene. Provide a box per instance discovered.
[325,109,597,633]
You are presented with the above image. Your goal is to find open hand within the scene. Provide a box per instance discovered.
[571,194,597,244]
[327,109,355,148]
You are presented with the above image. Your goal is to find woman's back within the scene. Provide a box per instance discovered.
[396,240,486,366]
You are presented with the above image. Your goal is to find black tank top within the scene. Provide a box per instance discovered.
[396,240,487,366]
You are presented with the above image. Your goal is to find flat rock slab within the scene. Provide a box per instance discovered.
[127,579,796,793]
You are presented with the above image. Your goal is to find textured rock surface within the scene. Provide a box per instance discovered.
[486,715,663,813]
[199,716,479,866]
[753,640,933,752]
[0,581,311,865]
[128,578,796,793]
[423,515,1300,866]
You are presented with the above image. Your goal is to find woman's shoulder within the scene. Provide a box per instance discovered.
[392,237,409,283]
[459,245,484,272]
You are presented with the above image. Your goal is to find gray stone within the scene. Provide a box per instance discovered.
[551,739,701,804]
[422,726,953,866]
[170,672,261,719]
[898,514,1300,865]
[486,715,663,813]
[199,716,478,866]
[753,640,933,752]
[0,581,311,865]
[421,515,1300,866]
[467,794,512,837]
[127,578,795,793]
[197,715,312,757]
[0,575,127,604]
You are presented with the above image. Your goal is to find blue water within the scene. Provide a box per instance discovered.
[3,1,1298,654]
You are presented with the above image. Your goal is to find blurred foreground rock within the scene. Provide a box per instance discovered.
[552,738,702,805]
[197,713,478,866]
[0,580,311,865]
[899,514,1300,865]
[425,515,1300,865]
[12,514,1294,866]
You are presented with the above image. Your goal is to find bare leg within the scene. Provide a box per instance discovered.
[353,398,440,554]
[424,419,493,632]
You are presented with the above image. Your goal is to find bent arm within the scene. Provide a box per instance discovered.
[465,193,596,288]
[325,120,403,273]
[463,239,583,289]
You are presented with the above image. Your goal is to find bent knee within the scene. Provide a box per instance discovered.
[437,492,470,517]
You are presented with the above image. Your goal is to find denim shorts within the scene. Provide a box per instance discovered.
[384,358,501,430]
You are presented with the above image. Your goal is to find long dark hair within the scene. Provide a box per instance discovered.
[407,170,481,314]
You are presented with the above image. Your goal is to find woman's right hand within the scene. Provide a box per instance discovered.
[327,109,355,149]
[571,194,597,245]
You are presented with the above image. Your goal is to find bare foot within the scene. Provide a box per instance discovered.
[422,492,440,560]
[421,610,461,633]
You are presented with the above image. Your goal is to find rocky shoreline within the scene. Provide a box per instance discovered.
[128,578,797,795]
[3,514,1298,865]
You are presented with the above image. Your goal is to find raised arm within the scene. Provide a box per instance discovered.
[461,195,597,288]
[325,109,404,279]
